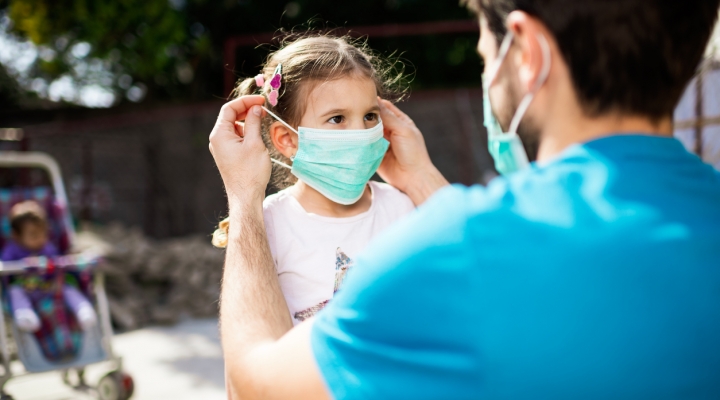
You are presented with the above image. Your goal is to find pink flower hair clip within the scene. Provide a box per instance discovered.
[255,64,282,106]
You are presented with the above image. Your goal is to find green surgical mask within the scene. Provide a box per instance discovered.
[263,107,389,205]
[483,77,530,175]
[483,31,551,175]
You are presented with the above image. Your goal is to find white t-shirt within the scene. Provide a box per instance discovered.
[264,181,415,325]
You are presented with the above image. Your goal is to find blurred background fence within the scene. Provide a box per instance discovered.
[1,87,493,238]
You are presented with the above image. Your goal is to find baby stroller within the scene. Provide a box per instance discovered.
[0,151,133,400]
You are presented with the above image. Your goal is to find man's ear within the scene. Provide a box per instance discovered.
[507,11,551,93]
[270,121,298,159]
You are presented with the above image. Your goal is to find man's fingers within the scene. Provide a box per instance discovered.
[218,95,266,124]
[234,121,246,139]
[211,96,265,143]
[379,100,415,141]
[378,98,399,123]
[379,100,403,132]
[243,105,265,147]
[379,99,414,125]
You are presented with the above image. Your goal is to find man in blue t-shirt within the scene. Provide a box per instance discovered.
[208,0,720,399]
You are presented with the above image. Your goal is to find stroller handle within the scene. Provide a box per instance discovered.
[0,253,101,275]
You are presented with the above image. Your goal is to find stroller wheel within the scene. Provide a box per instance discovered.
[97,371,134,400]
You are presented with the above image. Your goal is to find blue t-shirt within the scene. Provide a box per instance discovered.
[311,135,720,399]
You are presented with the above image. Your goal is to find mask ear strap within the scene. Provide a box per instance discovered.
[507,33,552,135]
[271,158,292,169]
[262,106,299,134]
[260,106,296,170]
[486,31,515,87]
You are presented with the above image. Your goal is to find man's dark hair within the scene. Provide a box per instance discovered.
[463,0,720,120]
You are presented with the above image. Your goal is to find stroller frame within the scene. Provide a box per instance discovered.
[0,151,131,400]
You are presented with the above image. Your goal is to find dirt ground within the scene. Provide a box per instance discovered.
[5,318,226,400]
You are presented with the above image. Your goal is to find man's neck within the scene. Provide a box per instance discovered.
[536,108,674,163]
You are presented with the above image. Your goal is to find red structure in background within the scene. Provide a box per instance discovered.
[223,20,479,97]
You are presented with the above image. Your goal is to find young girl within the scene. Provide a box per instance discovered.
[213,35,415,325]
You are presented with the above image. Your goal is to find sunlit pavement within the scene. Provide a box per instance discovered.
[4,318,226,400]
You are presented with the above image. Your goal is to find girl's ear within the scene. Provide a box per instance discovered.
[270,121,298,158]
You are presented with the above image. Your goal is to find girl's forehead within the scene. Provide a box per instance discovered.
[304,76,378,115]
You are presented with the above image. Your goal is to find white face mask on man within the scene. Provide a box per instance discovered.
[482,30,552,175]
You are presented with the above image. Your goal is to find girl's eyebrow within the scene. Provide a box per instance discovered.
[320,108,349,117]
[319,106,381,118]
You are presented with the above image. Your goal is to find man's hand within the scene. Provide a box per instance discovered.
[378,99,449,206]
[209,95,270,206]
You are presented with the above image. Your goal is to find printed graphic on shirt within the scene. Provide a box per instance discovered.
[334,247,353,293]
[294,248,354,322]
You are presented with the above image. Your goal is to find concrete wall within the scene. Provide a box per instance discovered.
[15,89,495,238]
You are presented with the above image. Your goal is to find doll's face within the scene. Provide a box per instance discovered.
[14,221,49,252]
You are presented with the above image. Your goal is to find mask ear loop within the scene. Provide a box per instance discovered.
[507,33,552,135]
[486,31,515,87]
[262,106,299,134]
[270,157,292,169]
[261,106,298,170]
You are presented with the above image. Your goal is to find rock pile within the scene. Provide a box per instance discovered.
[74,223,225,331]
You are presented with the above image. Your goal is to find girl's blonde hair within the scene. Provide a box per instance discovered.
[212,33,408,248]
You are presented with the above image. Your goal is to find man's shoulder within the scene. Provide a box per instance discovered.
[369,166,588,266]
[357,183,500,272]
[412,179,530,236]
[396,184,478,242]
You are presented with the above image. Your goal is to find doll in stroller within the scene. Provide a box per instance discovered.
[4,200,100,361]
[4,200,99,336]
[0,151,133,400]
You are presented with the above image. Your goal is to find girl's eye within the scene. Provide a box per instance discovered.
[328,115,344,124]
[364,113,378,122]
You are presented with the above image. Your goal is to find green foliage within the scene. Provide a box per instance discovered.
[3,0,205,102]
[1,0,482,105]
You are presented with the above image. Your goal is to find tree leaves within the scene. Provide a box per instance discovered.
[1,0,480,106]
[5,0,191,104]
